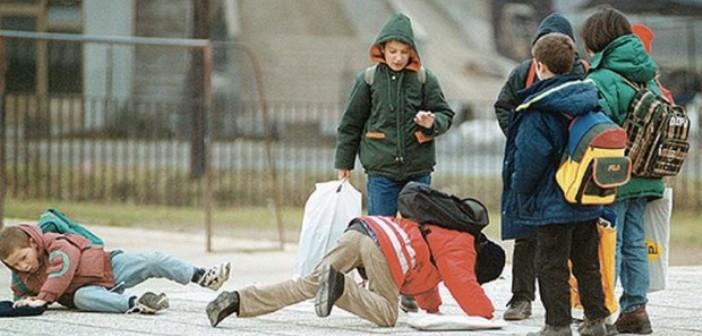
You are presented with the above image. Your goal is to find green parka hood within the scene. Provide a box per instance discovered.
[590,34,657,83]
[370,14,422,71]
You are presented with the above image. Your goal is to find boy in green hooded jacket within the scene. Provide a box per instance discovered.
[334,13,454,312]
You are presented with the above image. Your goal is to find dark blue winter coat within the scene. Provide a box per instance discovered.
[500,75,604,240]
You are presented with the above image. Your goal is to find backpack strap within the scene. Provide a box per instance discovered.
[525,61,536,88]
[364,64,379,86]
[614,72,645,90]
[417,66,426,85]
[417,224,437,267]
[365,64,428,109]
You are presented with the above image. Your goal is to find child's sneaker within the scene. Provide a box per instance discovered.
[127,292,169,314]
[198,262,231,290]
[314,264,345,318]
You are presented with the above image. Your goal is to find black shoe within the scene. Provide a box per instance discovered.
[206,291,240,327]
[400,295,418,313]
[314,264,345,318]
[503,299,531,321]
[577,318,607,336]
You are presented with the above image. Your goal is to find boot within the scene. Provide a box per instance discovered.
[503,299,531,320]
[578,318,607,336]
[615,305,652,334]
[526,325,572,336]
[206,291,240,327]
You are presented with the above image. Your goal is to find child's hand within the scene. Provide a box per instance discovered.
[13,297,47,308]
[414,111,435,128]
[337,169,352,181]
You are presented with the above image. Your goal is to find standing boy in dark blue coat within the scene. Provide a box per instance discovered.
[494,13,588,321]
[501,33,609,336]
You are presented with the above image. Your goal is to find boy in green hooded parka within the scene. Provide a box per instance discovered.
[334,13,454,313]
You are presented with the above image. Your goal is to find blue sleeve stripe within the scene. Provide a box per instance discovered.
[48,251,70,278]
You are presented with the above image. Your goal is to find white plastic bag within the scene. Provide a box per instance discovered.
[644,187,672,292]
[406,312,506,331]
[293,180,361,278]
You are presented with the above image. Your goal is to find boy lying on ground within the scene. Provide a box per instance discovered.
[0,224,230,314]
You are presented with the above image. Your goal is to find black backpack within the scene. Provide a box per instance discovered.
[398,182,503,284]
[397,182,489,236]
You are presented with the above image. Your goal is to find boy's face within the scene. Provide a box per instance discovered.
[383,40,411,71]
[3,240,40,273]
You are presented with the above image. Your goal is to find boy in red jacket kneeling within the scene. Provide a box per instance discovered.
[207,216,503,328]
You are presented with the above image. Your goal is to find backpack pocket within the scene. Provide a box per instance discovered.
[574,156,630,205]
[650,139,689,177]
[592,157,631,188]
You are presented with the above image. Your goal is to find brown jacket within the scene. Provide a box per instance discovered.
[10,224,114,306]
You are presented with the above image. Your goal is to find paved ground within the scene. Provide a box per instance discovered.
[0,222,700,335]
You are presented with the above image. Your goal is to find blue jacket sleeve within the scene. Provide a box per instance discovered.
[513,113,556,194]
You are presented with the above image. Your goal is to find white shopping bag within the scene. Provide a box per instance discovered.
[293,180,361,278]
[644,187,672,292]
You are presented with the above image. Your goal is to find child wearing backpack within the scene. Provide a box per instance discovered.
[501,33,610,336]
[0,224,230,314]
[493,13,590,322]
[582,8,667,334]
[206,214,501,328]
[334,13,454,312]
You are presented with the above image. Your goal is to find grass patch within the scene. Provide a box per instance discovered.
[3,198,304,240]
[3,197,701,264]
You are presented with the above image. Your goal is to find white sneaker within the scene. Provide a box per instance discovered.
[127,292,169,314]
[198,262,231,290]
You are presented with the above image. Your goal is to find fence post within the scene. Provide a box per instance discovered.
[0,37,6,228]
[203,43,213,253]
[190,0,210,179]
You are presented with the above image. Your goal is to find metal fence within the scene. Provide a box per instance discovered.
[3,91,702,211]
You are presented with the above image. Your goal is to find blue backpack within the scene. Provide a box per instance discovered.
[37,209,104,247]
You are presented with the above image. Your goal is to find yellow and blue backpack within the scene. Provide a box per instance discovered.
[555,112,631,205]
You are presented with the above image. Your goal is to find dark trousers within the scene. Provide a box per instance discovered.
[511,235,537,303]
[536,220,609,327]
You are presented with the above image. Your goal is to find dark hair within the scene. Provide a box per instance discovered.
[532,33,575,75]
[0,227,30,260]
[475,236,505,284]
[581,7,632,53]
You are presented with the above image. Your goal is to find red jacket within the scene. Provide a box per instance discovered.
[361,216,494,318]
[10,225,115,306]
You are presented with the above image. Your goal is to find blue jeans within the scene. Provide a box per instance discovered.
[73,251,195,313]
[367,175,431,216]
[610,197,649,312]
